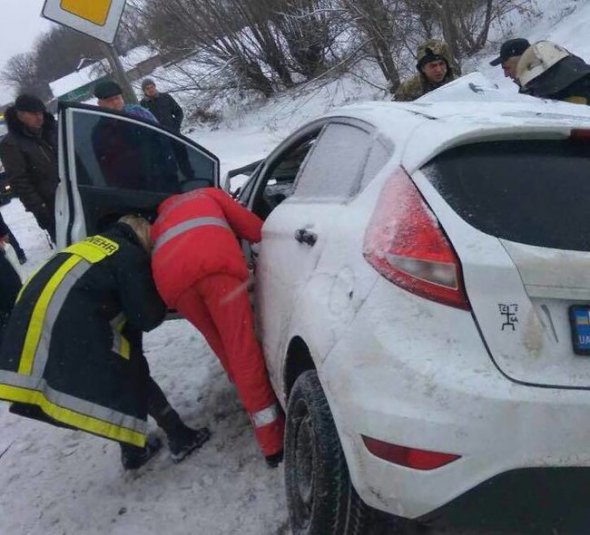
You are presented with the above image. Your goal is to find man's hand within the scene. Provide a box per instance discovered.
[0,234,8,247]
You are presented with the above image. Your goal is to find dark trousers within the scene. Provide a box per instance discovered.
[7,230,25,259]
[119,375,182,458]
[0,251,22,346]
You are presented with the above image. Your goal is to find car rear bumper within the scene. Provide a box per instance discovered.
[321,278,590,519]
[422,467,590,532]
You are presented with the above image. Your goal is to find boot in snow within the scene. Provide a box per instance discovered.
[168,425,211,463]
[120,434,162,470]
[265,449,284,468]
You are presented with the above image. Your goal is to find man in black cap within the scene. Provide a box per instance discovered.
[0,95,58,242]
[140,79,184,133]
[93,79,157,123]
[490,38,530,86]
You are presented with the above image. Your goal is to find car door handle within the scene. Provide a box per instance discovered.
[294,228,317,246]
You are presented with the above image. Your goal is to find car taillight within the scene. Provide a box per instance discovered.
[570,129,590,141]
[362,435,460,470]
[363,167,470,310]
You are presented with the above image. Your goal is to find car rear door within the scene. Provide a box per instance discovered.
[55,102,219,247]
[418,135,590,389]
[245,119,376,387]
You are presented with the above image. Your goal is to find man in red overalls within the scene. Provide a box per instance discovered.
[150,188,284,466]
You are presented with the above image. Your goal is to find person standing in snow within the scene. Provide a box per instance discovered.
[140,79,184,133]
[0,213,21,346]
[0,95,59,242]
[0,215,210,470]
[150,188,285,467]
[516,41,590,104]
[394,39,460,102]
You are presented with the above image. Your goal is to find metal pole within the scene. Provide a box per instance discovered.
[99,42,138,104]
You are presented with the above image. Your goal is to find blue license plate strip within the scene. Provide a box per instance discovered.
[569,305,590,355]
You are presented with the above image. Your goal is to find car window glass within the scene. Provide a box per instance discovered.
[358,137,392,192]
[293,123,371,200]
[424,139,590,251]
[71,110,216,194]
[252,132,320,219]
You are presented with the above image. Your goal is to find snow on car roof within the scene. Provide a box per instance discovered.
[326,73,590,172]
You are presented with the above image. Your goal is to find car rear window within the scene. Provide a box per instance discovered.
[422,140,590,251]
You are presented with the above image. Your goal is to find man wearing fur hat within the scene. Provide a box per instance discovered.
[0,95,59,241]
[140,79,184,133]
[395,39,460,102]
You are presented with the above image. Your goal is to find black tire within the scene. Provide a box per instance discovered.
[285,370,368,535]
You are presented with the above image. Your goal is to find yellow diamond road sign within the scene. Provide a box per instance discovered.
[61,0,112,26]
[42,0,126,44]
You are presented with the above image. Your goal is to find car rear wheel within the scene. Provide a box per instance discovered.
[285,370,368,535]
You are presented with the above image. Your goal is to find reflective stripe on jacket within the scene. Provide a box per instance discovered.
[151,188,263,306]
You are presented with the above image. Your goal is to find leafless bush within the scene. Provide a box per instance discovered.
[407,0,535,60]
[340,0,534,93]
[0,53,48,98]
[133,0,346,98]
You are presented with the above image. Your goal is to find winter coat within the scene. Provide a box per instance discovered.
[123,104,158,124]
[524,55,590,104]
[0,108,58,230]
[0,223,166,447]
[140,93,184,132]
[151,188,263,307]
[91,111,177,192]
[395,39,460,102]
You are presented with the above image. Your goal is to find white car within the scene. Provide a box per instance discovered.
[57,75,590,533]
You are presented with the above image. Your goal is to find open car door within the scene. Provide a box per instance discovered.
[55,102,220,247]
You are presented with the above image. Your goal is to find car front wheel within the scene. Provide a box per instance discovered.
[285,370,368,535]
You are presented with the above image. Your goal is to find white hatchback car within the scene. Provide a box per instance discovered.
[57,75,590,533]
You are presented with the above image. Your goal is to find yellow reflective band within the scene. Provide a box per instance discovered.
[111,315,130,360]
[64,235,119,263]
[119,335,130,359]
[18,256,83,375]
[0,383,145,447]
[565,96,588,105]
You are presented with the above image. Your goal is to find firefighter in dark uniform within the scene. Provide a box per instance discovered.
[0,215,210,469]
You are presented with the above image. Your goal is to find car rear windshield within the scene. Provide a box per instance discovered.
[422,139,590,251]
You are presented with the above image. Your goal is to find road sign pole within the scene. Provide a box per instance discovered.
[99,42,138,104]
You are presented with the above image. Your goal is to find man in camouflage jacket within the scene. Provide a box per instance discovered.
[395,39,460,102]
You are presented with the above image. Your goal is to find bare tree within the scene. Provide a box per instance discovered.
[341,0,409,93]
[410,0,534,60]
[1,53,50,99]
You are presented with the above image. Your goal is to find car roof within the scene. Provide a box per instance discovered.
[325,73,590,172]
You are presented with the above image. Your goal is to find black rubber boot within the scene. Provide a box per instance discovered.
[168,425,211,463]
[265,449,284,468]
[120,434,162,470]
[146,377,210,462]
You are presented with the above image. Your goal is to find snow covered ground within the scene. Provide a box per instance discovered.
[3,0,590,532]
